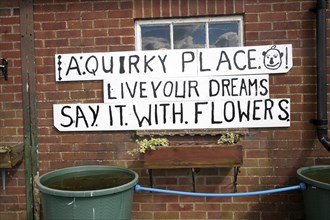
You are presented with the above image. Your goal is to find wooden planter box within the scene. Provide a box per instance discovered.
[144,144,243,169]
[0,143,24,168]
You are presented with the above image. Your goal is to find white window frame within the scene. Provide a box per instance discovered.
[135,16,244,50]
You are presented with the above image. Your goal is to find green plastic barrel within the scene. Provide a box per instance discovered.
[297,165,330,220]
[37,165,138,220]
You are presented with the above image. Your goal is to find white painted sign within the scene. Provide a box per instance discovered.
[55,44,292,81]
[53,98,290,131]
[103,75,269,102]
[53,44,293,131]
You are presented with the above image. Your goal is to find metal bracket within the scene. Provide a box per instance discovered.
[0,58,8,80]
[233,167,240,193]
[147,169,153,188]
[191,168,201,192]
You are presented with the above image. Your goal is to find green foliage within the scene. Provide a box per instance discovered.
[217,132,240,144]
[127,138,169,156]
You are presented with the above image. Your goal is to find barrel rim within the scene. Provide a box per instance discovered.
[37,165,139,197]
[297,165,330,190]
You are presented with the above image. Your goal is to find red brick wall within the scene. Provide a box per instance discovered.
[1,0,330,219]
[0,1,26,220]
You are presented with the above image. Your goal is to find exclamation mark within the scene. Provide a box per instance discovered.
[285,47,288,69]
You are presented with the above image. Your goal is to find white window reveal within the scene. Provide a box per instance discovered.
[135,16,243,50]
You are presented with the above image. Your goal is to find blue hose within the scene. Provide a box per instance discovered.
[135,183,306,197]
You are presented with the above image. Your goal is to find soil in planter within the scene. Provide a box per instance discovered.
[43,171,134,191]
[303,169,330,184]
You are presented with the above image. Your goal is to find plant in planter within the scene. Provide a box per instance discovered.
[127,137,169,157]
[217,132,241,144]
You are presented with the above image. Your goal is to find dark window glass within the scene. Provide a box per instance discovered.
[209,22,239,48]
[141,25,170,50]
[173,24,205,49]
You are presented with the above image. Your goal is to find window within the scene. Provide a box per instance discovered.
[135,16,243,50]
[135,16,245,136]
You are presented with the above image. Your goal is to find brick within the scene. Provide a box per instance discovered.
[180,211,206,219]
[274,21,301,30]
[199,1,208,15]
[0,17,19,26]
[207,0,216,15]
[34,4,66,13]
[81,11,108,20]
[222,203,248,211]
[131,211,153,219]
[260,31,287,40]
[208,211,234,219]
[95,37,120,45]
[94,20,119,28]
[56,82,84,91]
[246,22,273,32]
[287,11,314,21]
[234,0,245,13]
[195,203,220,211]
[121,36,135,45]
[168,203,193,211]
[108,10,132,18]
[134,0,143,18]
[0,196,19,204]
[119,1,133,10]
[82,29,108,38]
[246,149,270,158]
[0,8,12,16]
[39,152,62,160]
[42,22,66,30]
[55,12,81,21]
[108,28,134,36]
[206,196,232,203]
[180,0,188,16]
[161,0,170,17]
[44,39,69,48]
[120,18,134,27]
[246,167,274,176]
[234,211,260,220]
[94,2,119,11]
[44,91,70,101]
[0,212,20,220]
[143,0,152,17]
[261,212,288,220]
[225,0,234,14]
[70,90,97,100]
[153,194,179,203]
[154,212,180,219]
[61,135,88,143]
[155,177,178,185]
[171,0,180,17]
[246,3,271,13]
[69,38,95,47]
[188,0,197,16]
[141,203,167,211]
[214,1,225,14]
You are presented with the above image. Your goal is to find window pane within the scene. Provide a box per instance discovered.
[209,22,239,48]
[141,25,170,50]
[173,24,205,49]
